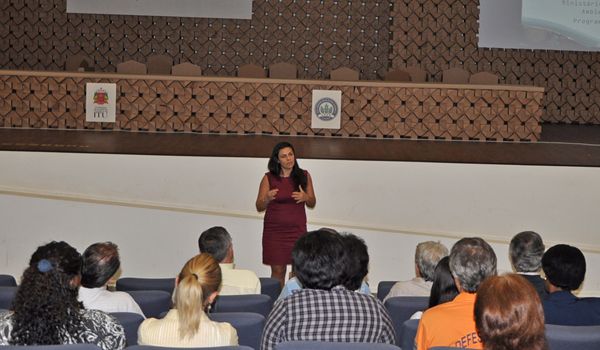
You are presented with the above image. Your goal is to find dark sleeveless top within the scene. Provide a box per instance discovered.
[262,171,308,265]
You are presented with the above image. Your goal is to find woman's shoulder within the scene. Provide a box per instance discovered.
[80,309,124,332]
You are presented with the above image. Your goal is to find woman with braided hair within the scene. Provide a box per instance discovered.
[138,253,238,347]
[0,241,125,350]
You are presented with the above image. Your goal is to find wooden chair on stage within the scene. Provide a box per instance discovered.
[147,54,172,75]
[65,55,93,72]
[404,66,428,82]
[442,67,470,84]
[330,67,360,81]
[171,62,203,76]
[469,71,499,85]
[116,60,147,75]
[269,62,298,79]
[384,69,411,82]
[238,63,267,78]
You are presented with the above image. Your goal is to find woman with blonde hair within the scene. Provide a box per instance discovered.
[138,253,238,347]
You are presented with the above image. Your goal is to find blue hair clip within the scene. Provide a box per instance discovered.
[37,259,53,273]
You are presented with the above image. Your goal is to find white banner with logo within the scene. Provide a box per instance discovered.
[311,90,342,129]
[86,83,117,123]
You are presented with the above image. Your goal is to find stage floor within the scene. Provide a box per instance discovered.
[1,124,600,167]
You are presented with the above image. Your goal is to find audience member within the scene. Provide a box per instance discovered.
[278,231,371,299]
[138,253,238,347]
[79,242,144,317]
[411,256,459,319]
[0,241,125,350]
[415,237,497,350]
[198,226,261,295]
[541,244,600,325]
[509,231,547,297]
[384,241,448,301]
[261,229,395,350]
[475,274,547,350]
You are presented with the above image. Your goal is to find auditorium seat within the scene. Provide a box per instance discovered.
[269,62,298,79]
[110,312,145,346]
[400,319,419,350]
[128,345,253,350]
[116,277,175,294]
[404,66,428,82]
[384,69,411,82]
[147,54,173,75]
[384,296,428,345]
[65,55,93,72]
[259,277,281,301]
[469,71,499,85]
[330,67,360,81]
[0,286,17,309]
[0,274,17,287]
[274,341,401,349]
[117,60,147,74]
[171,62,203,76]
[442,67,470,84]
[212,294,273,318]
[210,312,265,350]
[376,281,397,301]
[545,324,600,350]
[238,64,267,78]
[125,290,172,318]
[0,345,101,350]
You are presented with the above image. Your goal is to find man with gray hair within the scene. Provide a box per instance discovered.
[384,241,448,301]
[509,231,546,297]
[198,226,261,295]
[415,237,497,350]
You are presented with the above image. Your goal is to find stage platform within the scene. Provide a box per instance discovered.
[1,124,600,167]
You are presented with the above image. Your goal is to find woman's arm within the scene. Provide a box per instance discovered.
[256,175,278,212]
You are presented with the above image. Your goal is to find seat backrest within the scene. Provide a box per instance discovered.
[400,319,419,350]
[469,71,499,85]
[269,62,298,79]
[384,69,411,82]
[0,286,17,309]
[128,345,254,350]
[377,281,397,301]
[116,277,175,294]
[238,64,267,78]
[275,341,401,349]
[171,62,203,76]
[545,324,600,350]
[210,312,265,350]
[330,67,360,81]
[147,54,173,75]
[1,344,101,350]
[65,54,92,72]
[442,67,470,84]
[117,60,147,74]
[404,66,427,82]
[0,275,17,287]
[259,277,282,301]
[110,312,145,346]
[125,290,172,318]
[212,294,273,318]
[384,297,428,345]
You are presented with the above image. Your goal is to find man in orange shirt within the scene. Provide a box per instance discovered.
[415,237,497,350]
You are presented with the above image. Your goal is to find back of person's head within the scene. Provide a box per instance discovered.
[449,237,497,292]
[341,232,369,291]
[509,231,545,273]
[292,229,347,290]
[542,244,586,291]
[198,226,232,263]
[11,241,84,345]
[428,256,459,308]
[415,241,448,281]
[475,274,547,350]
[175,253,222,339]
[81,242,120,288]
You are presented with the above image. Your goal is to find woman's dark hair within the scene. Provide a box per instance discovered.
[542,244,586,291]
[81,242,121,288]
[267,142,307,191]
[428,256,458,308]
[10,241,85,345]
[292,229,347,290]
[475,274,547,350]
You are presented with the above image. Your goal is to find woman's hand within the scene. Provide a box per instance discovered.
[292,186,307,203]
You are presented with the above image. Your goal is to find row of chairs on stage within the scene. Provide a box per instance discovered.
[65,54,499,84]
[1,275,599,349]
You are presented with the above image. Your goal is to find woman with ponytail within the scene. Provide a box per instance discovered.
[138,253,238,347]
[0,241,125,350]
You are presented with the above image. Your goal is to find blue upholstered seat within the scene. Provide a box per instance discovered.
[0,344,101,350]
[128,345,253,350]
[125,290,172,318]
[212,294,273,318]
[0,275,17,287]
[546,323,600,350]
[0,286,17,310]
[377,281,397,301]
[400,319,419,350]
[384,296,428,345]
[259,277,281,301]
[210,312,265,350]
[274,341,401,349]
[110,312,145,346]
[116,277,175,294]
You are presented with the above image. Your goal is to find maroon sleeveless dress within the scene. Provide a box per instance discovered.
[262,171,308,265]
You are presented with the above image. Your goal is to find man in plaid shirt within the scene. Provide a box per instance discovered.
[261,229,396,350]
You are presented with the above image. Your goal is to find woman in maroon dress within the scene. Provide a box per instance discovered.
[256,142,316,287]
